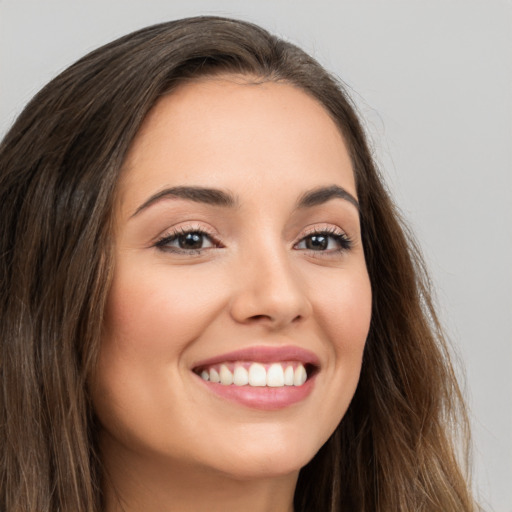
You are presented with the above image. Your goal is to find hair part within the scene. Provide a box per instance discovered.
[0,16,475,511]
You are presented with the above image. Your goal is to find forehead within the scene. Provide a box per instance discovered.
[120,77,356,208]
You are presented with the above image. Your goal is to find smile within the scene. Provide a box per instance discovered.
[191,346,319,410]
[195,361,309,387]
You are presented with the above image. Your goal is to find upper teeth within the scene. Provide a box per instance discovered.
[199,362,308,387]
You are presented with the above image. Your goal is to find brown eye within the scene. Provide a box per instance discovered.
[155,230,217,252]
[295,231,352,252]
[305,235,329,251]
[178,232,205,249]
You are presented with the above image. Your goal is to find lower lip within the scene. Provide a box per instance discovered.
[194,374,316,410]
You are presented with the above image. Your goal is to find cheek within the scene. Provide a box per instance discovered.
[94,260,225,406]
[93,262,229,452]
[314,267,372,353]
[103,260,226,358]
[308,266,372,418]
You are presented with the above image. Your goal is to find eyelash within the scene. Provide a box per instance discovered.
[296,227,353,254]
[154,226,222,254]
[154,226,353,255]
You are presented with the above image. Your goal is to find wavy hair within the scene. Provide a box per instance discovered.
[0,16,475,511]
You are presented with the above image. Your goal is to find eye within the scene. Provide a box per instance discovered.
[294,230,352,252]
[155,229,218,253]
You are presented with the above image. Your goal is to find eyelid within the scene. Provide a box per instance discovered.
[297,224,349,241]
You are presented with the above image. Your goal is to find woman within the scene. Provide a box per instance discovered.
[0,16,475,512]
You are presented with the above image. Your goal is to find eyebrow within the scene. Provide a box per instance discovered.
[296,185,359,210]
[131,186,238,217]
[131,183,359,218]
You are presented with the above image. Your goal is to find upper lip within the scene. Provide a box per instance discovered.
[192,345,321,370]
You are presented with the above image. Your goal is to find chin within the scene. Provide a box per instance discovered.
[217,456,311,482]
[203,430,321,481]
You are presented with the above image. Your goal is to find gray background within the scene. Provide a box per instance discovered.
[1,1,510,510]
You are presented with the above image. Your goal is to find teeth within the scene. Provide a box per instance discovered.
[248,363,267,387]
[219,364,233,385]
[267,363,284,387]
[199,362,309,387]
[233,365,249,386]
[294,365,307,386]
[284,365,294,386]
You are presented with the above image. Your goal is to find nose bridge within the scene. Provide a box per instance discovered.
[229,231,311,327]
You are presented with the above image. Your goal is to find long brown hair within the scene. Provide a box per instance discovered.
[0,16,475,511]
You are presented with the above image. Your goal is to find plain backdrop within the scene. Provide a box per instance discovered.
[1,1,511,510]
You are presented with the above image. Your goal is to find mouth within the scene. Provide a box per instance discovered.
[191,346,320,410]
[193,361,316,387]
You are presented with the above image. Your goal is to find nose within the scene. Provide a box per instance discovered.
[229,244,312,329]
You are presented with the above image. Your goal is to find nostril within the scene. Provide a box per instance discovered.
[246,313,303,326]
[248,314,271,321]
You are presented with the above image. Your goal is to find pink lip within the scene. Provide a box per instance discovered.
[195,376,317,410]
[192,345,320,369]
[192,345,320,411]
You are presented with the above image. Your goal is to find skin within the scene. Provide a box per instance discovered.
[92,76,372,512]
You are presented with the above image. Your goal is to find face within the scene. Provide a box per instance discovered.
[93,77,372,481]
